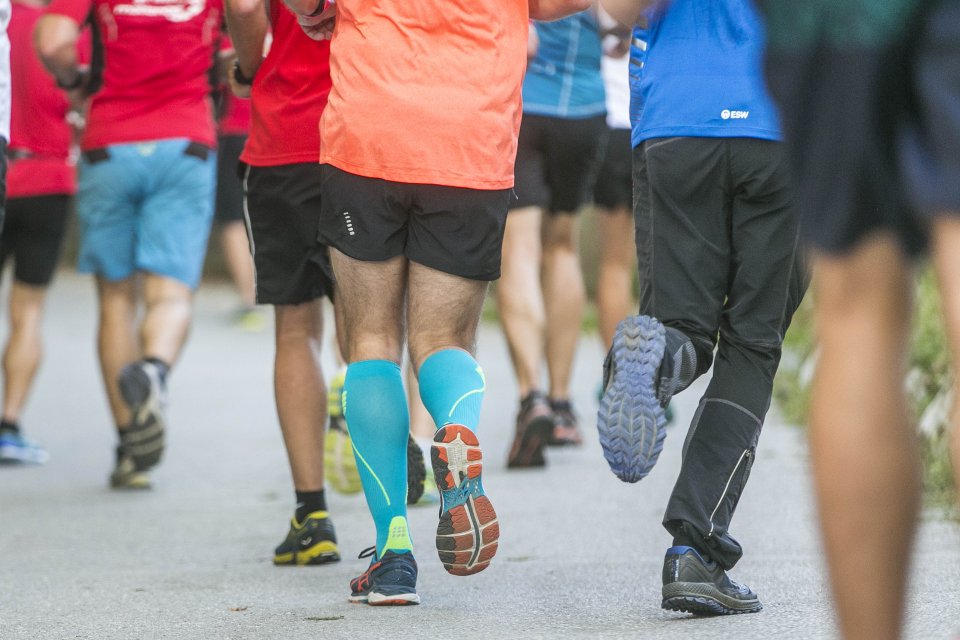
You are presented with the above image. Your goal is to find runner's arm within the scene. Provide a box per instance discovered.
[529,0,591,21]
[34,14,85,90]
[225,0,269,80]
[599,0,656,26]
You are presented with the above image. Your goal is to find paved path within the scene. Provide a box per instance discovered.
[2,273,958,640]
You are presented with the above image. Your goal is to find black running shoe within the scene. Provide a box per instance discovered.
[273,510,340,565]
[507,391,553,468]
[406,434,426,505]
[349,547,420,606]
[117,360,167,470]
[661,546,763,615]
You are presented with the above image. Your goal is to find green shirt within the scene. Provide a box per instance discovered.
[757,0,926,51]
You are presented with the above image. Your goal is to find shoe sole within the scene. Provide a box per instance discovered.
[597,315,667,483]
[323,427,363,495]
[406,435,427,505]
[506,415,553,468]
[662,583,763,616]
[273,541,341,566]
[0,443,49,464]
[432,425,499,576]
[367,591,421,606]
[118,365,165,470]
[547,425,583,447]
[109,471,152,490]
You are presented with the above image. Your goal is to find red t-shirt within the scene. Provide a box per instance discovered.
[8,1,75,198]
[218,92,251,137]
[239,1,330,166]
[44,0,223,151]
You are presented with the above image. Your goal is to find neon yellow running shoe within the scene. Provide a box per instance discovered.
[273,511,340,565]
[324,369,362,495]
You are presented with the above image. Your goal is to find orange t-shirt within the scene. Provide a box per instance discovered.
[320,0,529,190]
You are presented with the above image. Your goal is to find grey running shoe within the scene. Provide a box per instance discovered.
[507,391,554,468]
[661,546,762,615]
[597,315,667,482]
[117,361,167,470]
[548,399,583,446]
[109,446,152,490]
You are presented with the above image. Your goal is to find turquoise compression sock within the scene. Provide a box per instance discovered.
[343,360,412,557]
[418,349,486,431]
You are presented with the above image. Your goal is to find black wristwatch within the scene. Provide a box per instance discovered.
[232,59,255,86]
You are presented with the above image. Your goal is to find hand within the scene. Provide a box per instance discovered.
[228,62,252,98]
[297,2,336,41]
[527,23,539,60]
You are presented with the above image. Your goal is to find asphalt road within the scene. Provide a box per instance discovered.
[2,273,958,640]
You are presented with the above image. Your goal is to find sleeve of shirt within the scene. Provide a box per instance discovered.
[44,0,94,24]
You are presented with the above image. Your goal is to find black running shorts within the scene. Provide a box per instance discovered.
[0,195,72,287]
[215,134,247,223]
[513,113,607,214]
[318,165,511,282]
[593,127,633,211]
[241,163,334,305]
[763,0,960,256]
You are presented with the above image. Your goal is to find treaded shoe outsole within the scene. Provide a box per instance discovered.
[662,583,763,616]
[597,315,667,483]
[432,425,499,576]
[506,415,552,468]
[118,364,165,470]
[406,435,427,505]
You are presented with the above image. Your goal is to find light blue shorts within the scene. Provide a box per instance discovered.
[76,138,216,289]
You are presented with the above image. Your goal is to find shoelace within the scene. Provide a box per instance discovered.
[358,546,376,560]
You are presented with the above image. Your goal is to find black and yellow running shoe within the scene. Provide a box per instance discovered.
[273,511,341,566]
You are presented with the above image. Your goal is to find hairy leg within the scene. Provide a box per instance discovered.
[596,207,636,350]
[407,262,486,370]
[2,283,48,423]
[811,234,920,640]
[330,250,406,363]
[495,206,545,396]
[274,300,326,491]
[931,216,960,501]
[141,274,194,366]
[96,277,139,428]
[542,212,585,400]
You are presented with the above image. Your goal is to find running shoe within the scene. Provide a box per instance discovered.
[406,434,426,506]
[597,315,667,483]
[432,424,499,575]
[117,360,167,470]
[661,546,763,615]
[273,510,341,565]
[324,370,362,495]
[231,307,266,332]
[109,445,151,490]
[547,398,584,446]
[0,428,49,465]
[414,470,441,506]
[506,391,553,468]
[349,547,421,606]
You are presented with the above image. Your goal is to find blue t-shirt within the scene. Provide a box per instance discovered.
[630,0,781,146]
[523,12,606,119]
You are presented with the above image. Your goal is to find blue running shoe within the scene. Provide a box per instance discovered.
[349,547,420,606]
[0,428,49,465]
[661,546,762,615]
[597,315,667,482]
